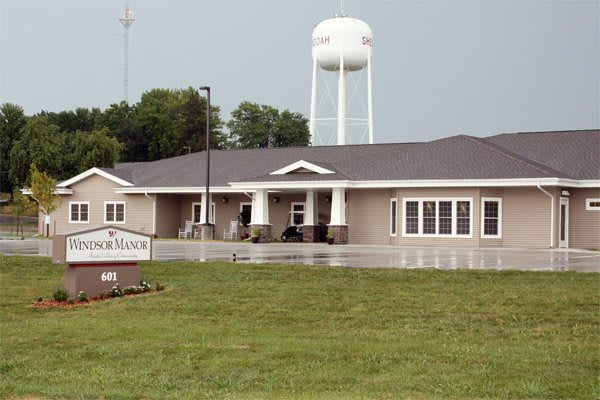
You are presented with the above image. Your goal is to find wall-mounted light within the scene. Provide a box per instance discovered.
[222,196,229,204]
[273,196,280,203]
[561,190,570,197]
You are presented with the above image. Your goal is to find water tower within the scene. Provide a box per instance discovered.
[310,11,373,145]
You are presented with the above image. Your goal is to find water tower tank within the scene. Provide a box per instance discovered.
[312,16,373,72]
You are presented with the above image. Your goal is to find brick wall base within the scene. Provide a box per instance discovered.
[252,224,272,243]
[303,225,320,243]
[200,225,214,240]
[328,225,348,245]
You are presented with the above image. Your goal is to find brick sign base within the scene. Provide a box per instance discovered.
[64,263,141,298]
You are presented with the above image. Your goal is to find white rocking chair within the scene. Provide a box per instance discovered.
[223,220,238,241]
[178,220,193,239]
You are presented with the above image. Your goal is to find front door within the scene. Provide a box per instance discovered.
[559,197,569,248]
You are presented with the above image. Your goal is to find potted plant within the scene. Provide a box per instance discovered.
[326,228,334,245]
[251,226,260,243]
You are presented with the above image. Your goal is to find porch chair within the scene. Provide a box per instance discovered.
[178,220,193,239]
[223,220,238,241]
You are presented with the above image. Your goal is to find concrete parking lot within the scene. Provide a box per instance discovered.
[1,238,598,272]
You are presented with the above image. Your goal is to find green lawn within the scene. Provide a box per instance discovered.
[0,255,598,400]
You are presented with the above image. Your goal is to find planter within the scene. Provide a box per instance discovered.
[326,237,334,245]
[251,236,259,244]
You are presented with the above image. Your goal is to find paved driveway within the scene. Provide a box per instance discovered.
[1,238,598,272]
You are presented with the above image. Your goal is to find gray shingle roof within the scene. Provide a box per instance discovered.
[102,130,598,188]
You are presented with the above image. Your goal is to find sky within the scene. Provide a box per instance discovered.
[0,0,598,144]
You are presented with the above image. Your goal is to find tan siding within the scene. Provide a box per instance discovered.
[155,194,180,238]
[347,189,392,245]
[395,188,480,247]
[215,194,252,240]
[48,175,153,236]
[502,187,552,248]
[269,193,307,240]
[568,188,600,249]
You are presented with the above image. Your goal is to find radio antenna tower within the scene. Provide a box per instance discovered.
[119,2,135,103]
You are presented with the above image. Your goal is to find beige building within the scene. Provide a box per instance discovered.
[42,130,600,249]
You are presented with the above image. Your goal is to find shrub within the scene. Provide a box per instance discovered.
[97,290,110,300]
[52,287,69,302]
[123,285,142,295]
[326,228,334,239]
[155,282,165,291]
[251,227,260,238]
[110,284,123,297]
[140,280,151,292]
[78,291,88,302]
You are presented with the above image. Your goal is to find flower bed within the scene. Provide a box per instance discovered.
[33,281,165,308]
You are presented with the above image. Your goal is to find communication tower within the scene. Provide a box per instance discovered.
[310,4,373,145]
[119,3,135,103]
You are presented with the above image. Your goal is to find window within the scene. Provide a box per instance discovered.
[456,201,470,235]
[104,201,125,224]
[402,198,472,237]
[192,202,215,224]
[390,198,397,236]
[291,202,305,226]
[405,201,419,234]
[586,198,600,211]
[481,198,502,237]
[69,202,89,223]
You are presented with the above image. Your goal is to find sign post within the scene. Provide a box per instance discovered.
[52,226,152,298]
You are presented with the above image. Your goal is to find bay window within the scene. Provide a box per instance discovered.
[402,198,473,237]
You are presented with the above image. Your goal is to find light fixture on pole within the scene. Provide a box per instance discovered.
[199,86,211,228]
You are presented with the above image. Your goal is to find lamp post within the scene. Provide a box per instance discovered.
[199,86,211,231]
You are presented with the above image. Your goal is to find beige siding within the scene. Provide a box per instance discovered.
[502,187,552,248]
[568,188,600,249]
[47,175,153,236]
[347,189,393,245]
[155,194,180,238]
[394,188,480,247]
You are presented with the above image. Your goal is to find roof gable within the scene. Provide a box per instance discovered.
[57,167,134,188]
[269,160,335,175]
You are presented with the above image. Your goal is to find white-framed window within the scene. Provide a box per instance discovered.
[390,198,397,236]
[291,202,305,226]
[69,201,90,224]
[402,198,473,237]
[192,202,216,224]
[104,201,126,224]
[586,198,600,211]
[481,198,502,238]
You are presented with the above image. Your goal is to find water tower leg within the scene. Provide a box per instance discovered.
[367,54,374,144]
[309,58,318,146]
[337,53,346,146]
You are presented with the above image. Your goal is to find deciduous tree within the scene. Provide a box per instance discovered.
[0,103,27,193]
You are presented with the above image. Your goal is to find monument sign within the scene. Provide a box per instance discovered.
[53,226,152,298]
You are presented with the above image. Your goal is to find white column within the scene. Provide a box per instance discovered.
[337,52,346,146]
[367,54,373,144]
[199,193,213,224]
[252,189,270,225]
[304,191,318,226]
[309,58,318,146]
[329,187,346,226]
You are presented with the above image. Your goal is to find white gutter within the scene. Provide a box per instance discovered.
[536,183,554,248]
[144,190,156,236]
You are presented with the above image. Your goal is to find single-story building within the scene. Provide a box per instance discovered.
[41,129,600,249]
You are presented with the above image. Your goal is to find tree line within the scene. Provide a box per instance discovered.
[0,87,310,193]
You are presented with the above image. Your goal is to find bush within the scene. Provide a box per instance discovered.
[52,287,69,302]
[140,280,151,292]
[155,282,165,291]
[123,285,142,295]
[77,291,88,302]
[110,284,123,297]
[97,290,110,300]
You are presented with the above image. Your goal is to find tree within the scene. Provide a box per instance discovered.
[0,103,27,193]
[40,107,102,133]
[5,187,36,237]
[227,102,309,148]
[95,101,138,161]
[29,164,60,237]
[70,128,124,173]
[8,116,61,187]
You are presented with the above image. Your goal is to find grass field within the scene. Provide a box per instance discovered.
[0,255,598,399]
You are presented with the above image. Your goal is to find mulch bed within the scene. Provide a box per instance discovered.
[32,290,164,309]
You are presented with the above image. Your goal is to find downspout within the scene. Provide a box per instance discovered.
[144,190,156,237]
[536,183,554,248]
